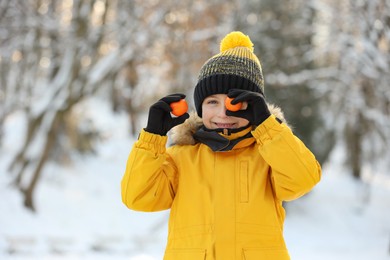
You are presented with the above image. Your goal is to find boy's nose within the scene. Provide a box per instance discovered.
[218,105,228,117]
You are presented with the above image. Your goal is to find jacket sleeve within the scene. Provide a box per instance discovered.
[121,129,178,212]
[252,115,322,201]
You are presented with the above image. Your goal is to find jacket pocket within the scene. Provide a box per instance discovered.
[240,161,249,203]
[243,248,290,260]
[164,248,206,260]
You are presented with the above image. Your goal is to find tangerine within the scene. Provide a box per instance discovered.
[225,97,242,111]
[170,99,188,117]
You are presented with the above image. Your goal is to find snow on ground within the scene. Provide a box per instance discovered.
[1,98,389,259]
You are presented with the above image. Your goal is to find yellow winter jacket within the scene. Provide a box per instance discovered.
[121,107,321,260]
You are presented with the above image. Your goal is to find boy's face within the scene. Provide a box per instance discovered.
[202,94,249,129]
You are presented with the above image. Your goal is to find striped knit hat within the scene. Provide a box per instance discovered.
[194,31,264,117]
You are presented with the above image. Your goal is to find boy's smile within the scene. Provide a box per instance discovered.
[201,94,249,130]
[213,122,238,128]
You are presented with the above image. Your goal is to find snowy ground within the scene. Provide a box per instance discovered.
[1,98,389,260]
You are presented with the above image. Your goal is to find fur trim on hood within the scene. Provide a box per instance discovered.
[169,103,289,146]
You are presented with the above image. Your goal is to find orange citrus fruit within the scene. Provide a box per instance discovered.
[170,99,188,117]
[225,97,242,111]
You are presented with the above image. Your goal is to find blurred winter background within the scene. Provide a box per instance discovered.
[1,0,390,259]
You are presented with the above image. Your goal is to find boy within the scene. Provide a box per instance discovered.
[121,31,321,260]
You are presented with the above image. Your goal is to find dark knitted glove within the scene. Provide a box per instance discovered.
[145,93,189,135]
[226,89,271,126]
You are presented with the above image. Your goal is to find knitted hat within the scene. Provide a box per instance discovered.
[194,31,264,117]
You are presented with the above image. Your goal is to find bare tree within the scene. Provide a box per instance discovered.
[2,0,134,211]
[313,0,390,178]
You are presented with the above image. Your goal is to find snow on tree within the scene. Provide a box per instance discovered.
[311,0,390,178]
[0,0,164,211]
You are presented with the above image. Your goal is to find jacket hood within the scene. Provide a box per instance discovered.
[169,103,289,146]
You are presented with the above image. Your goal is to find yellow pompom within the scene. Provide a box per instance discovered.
[220,31,254,52]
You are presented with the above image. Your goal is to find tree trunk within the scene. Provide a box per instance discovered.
[22,111,63,211]
[346,113,363,179]
[9,113,44,189]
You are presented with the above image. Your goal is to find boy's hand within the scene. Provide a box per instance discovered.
[145,93,189,135]
[226,89,271,126]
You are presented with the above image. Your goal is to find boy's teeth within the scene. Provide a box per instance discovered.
[217,123,234,128]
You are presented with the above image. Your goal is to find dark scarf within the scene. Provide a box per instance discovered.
[193,125,254,152]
